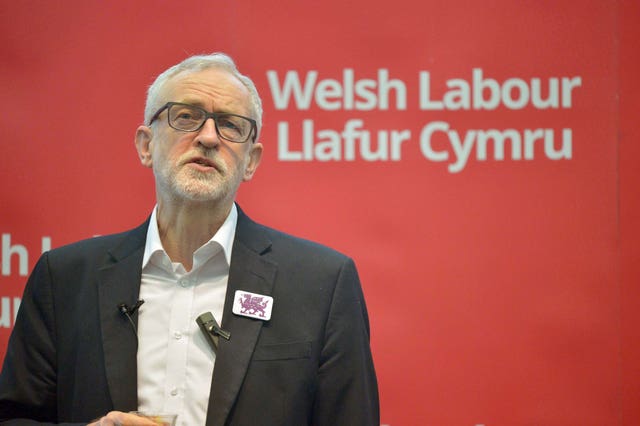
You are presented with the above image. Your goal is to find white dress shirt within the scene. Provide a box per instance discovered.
[136,204,237,426]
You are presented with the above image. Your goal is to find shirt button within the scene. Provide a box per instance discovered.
[178,278,188,287]
[173,331,182,340]
[170,388,178,396]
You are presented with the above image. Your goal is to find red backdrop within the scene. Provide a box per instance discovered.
[1,1,639,425]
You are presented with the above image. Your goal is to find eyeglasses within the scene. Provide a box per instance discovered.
[148,102,257,143]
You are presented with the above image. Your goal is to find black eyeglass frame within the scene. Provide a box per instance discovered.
[148,102,258,143]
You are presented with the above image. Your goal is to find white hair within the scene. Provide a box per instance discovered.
[144,52,263,138]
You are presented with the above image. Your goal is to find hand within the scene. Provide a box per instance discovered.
[87,411,161,426]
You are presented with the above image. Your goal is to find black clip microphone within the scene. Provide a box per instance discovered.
[118,300,145,316]
[196,312,231,353]
[118,300,145,337]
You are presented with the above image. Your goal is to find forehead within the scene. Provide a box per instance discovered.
[161,68,251,114]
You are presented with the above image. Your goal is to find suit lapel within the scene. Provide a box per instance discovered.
[98,221,148,412]
[205,208,277,426]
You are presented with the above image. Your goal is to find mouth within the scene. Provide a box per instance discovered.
[185,156,220,172]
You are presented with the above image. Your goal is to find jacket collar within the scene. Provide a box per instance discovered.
[205,206,277,426]
[98,219,149,411]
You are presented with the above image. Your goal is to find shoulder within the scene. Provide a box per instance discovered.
[265,224,348,260]
[44,220,149,268]
[236,207,353,268]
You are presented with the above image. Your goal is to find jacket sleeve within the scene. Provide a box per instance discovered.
[312,258,380,426]
[0,253,61,424]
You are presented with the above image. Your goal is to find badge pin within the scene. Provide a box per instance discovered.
[232,290,273,321]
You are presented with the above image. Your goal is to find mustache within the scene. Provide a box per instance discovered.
[179,150,226,173]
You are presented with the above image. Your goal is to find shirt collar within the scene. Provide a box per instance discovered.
[142,203,238,270]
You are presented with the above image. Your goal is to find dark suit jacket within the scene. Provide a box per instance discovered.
[0,208,379,425]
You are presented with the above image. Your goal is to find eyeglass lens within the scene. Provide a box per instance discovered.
[168,104,253,142]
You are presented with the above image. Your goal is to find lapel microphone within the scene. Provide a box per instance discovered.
[196,312,231,353]
[118,299,145,316]
[118,300,145,339]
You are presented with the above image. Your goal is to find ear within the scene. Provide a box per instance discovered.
[135,125,153,168]
[242,142,263,181]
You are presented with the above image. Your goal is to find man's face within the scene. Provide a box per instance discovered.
[136,68,263,206]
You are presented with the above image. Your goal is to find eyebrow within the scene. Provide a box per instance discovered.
[175,100,237,115]
[177,99,207,108]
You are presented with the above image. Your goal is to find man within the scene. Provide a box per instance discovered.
[0,53,379,425]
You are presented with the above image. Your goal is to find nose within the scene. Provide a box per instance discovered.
[194,118,220,148]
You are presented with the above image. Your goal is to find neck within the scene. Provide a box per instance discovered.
[155,197,233,271]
